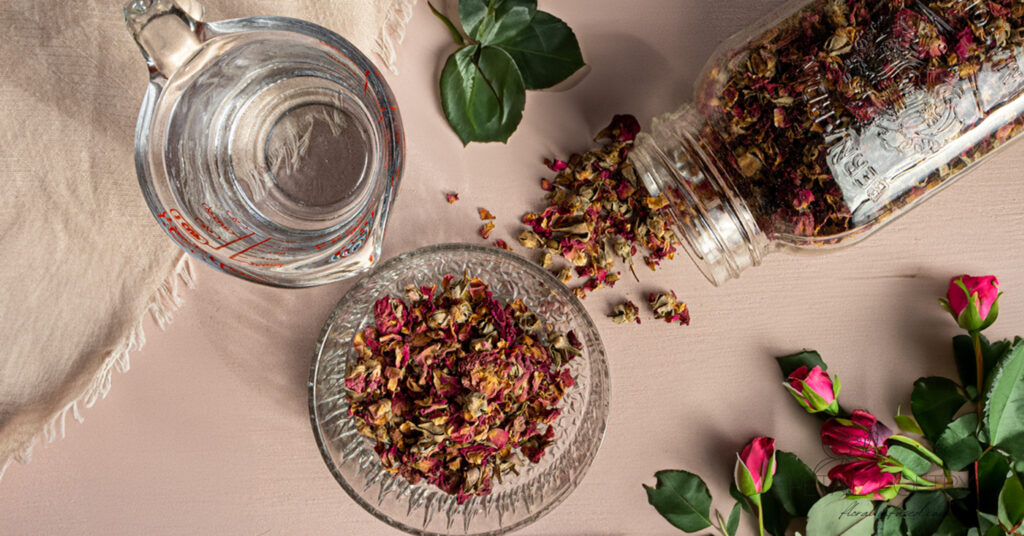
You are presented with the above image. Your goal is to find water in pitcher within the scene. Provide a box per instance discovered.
[126,0,403,286]
[153,30,380,264]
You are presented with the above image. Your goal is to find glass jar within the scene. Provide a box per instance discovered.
[630,0,1024,285]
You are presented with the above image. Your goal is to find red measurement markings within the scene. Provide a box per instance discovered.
[202,203,242,237]
[225,210,256,234]
[378,105,397,123]
[156,211,282,279]
[315,209,375,250]
[230,237,273,260]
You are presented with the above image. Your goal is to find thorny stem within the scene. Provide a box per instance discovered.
[750,495,765,536]
[899,468,934,487]
[902,483,955,491]
[972,330,984,417]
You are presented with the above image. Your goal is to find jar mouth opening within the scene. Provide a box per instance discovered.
[631,106,769,286]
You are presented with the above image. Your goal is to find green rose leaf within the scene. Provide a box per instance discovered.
[935,413,983,471]
[911,377,967,442]
[875,504,905,536]
[769,451,820,517]
[978,511,999,532]
[760,488,790,536]
[934,512,969,536]
[805,492,874,536]
[440,45,526,145]
[953,334,1010,397]
[998,473,1024,532]
[946,488,972,500]
[776,350,827,379]
[889,444,933,476]
[726,502,741,536]
[495,11,584,89]
[643,470,713,532]
[904,491,949,536]
[895,412,925,436]
[458,0,536,45]
[978,450,1012,515]
[983,340,1024,460]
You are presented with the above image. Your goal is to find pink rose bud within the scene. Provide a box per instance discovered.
[821,410,892,458]
[734,437,777,497]
[784,366,840,415]
[827,459,900,500]
[941,275,1001,332]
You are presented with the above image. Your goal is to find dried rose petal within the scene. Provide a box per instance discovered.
[648,291,691,326]
[493,239,513,251]
[478,208,496,221]
[520,116,679,298]
[345,274,576,504]
[479,222,495,240]
[609,300,641,325]
[691,0,1024,241]
[445,192,459,204]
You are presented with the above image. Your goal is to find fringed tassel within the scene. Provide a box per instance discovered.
[375,0,417,74]
[0,255,196,483]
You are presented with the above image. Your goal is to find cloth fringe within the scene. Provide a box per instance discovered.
[375,0,417,74]
[0,255,195,483]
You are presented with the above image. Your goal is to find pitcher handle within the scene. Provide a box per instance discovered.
[124,0,205,78]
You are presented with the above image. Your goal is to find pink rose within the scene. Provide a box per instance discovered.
[821,410,892,458]
[734,437,777,496]
[828,460,900,500]
[942,275,1001,332]
[784,366,840,415]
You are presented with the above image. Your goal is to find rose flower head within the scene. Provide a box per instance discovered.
[940,275,1001,332]
[784,365,840,416]
[821,410,892,459]
[734,436,777,497]
[828,459,900,500]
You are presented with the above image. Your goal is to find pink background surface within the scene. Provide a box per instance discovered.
[4,1,1024,534]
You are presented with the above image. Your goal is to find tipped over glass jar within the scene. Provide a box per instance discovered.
[631,0,1024,285]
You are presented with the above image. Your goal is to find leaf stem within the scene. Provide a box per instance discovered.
[714,509,730,536]
[428,1,466,46]
[887,435,946,468]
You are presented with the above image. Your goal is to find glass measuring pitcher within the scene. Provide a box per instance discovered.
[124,0,404,287]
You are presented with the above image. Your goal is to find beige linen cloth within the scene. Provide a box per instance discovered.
[0,0,415,481]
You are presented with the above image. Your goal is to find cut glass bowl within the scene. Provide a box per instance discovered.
[309,243,610,535]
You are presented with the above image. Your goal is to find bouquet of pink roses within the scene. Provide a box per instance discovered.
[645,275,1023,536]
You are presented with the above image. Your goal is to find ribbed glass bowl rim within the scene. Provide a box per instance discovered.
[307,243,610,535]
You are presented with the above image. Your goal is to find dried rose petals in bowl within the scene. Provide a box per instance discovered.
[309,244,609,536]
[345,273,579,504]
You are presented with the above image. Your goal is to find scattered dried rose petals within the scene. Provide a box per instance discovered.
[519,115,680,300]
[609,301,641,325]
[493,239,513,251]
[345,275,579,504]
[479,222,495,240]
[648,291,690,326]
[446,192,459,204]
[478,208,496,221]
